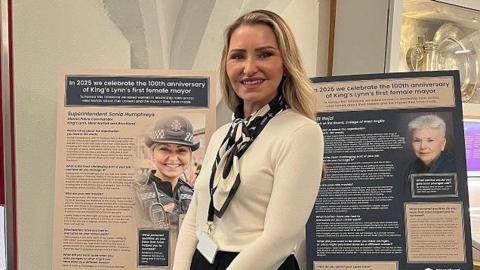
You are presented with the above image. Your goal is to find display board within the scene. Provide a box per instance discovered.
[307,71,473,270]
[51,70,216,269]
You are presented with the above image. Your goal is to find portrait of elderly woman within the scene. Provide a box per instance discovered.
[406,114,456,175]
[133,115,199,228]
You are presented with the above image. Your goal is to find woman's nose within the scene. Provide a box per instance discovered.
[243,57,258,75]
[166,152,179,160]
[419,142,427,149]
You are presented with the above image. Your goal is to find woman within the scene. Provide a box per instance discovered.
[407,114,456,175]
[173,10,324,270]
[134,115,199,227]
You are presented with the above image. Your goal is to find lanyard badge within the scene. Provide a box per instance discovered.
[196,222,218,263]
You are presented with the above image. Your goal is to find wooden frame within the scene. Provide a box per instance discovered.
[1,0,17,269]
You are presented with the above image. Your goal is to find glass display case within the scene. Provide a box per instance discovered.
[393,0,480,103]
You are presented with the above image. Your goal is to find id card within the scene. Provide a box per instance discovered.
[197,232,218,264]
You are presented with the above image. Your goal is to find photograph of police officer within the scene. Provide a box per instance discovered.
[134,115,199,228]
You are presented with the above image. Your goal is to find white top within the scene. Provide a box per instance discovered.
[173,109,324,270]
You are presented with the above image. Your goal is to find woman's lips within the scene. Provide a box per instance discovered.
[164,163,181,168]
[241,78,265,86]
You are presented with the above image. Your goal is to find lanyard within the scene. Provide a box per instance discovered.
[206,94,287,226]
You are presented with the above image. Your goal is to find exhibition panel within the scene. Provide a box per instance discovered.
[386,1,480,263]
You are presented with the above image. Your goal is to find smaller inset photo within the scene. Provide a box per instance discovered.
[402,112,457,198]
[132,113,206,228]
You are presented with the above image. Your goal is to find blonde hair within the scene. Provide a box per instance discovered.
[220,9,315,119]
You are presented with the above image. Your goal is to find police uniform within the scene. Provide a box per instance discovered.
[133,115,199,228]
[134,170,193,227]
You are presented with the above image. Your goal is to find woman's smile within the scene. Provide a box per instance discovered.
[164,163,182,168]
[241,77,265,87]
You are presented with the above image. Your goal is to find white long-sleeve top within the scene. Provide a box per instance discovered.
[173,109,324,270]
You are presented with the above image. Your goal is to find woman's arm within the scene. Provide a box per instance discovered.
[173,192,198,270]
[227,123,324,270]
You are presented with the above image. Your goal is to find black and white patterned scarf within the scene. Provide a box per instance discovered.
[209,93,288,218]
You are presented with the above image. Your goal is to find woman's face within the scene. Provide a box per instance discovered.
[226,24,284,115]
[151,143,192,182]
[412,127,446,166]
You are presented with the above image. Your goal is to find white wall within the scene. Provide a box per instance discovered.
[13,1,130,269]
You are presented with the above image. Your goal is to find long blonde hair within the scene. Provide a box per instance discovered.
[220,9,315,119]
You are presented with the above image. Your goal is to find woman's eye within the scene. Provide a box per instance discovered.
[258,51,273,58]
[229,53,244,60]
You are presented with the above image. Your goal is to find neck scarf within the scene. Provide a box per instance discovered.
[209,93,288,218]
